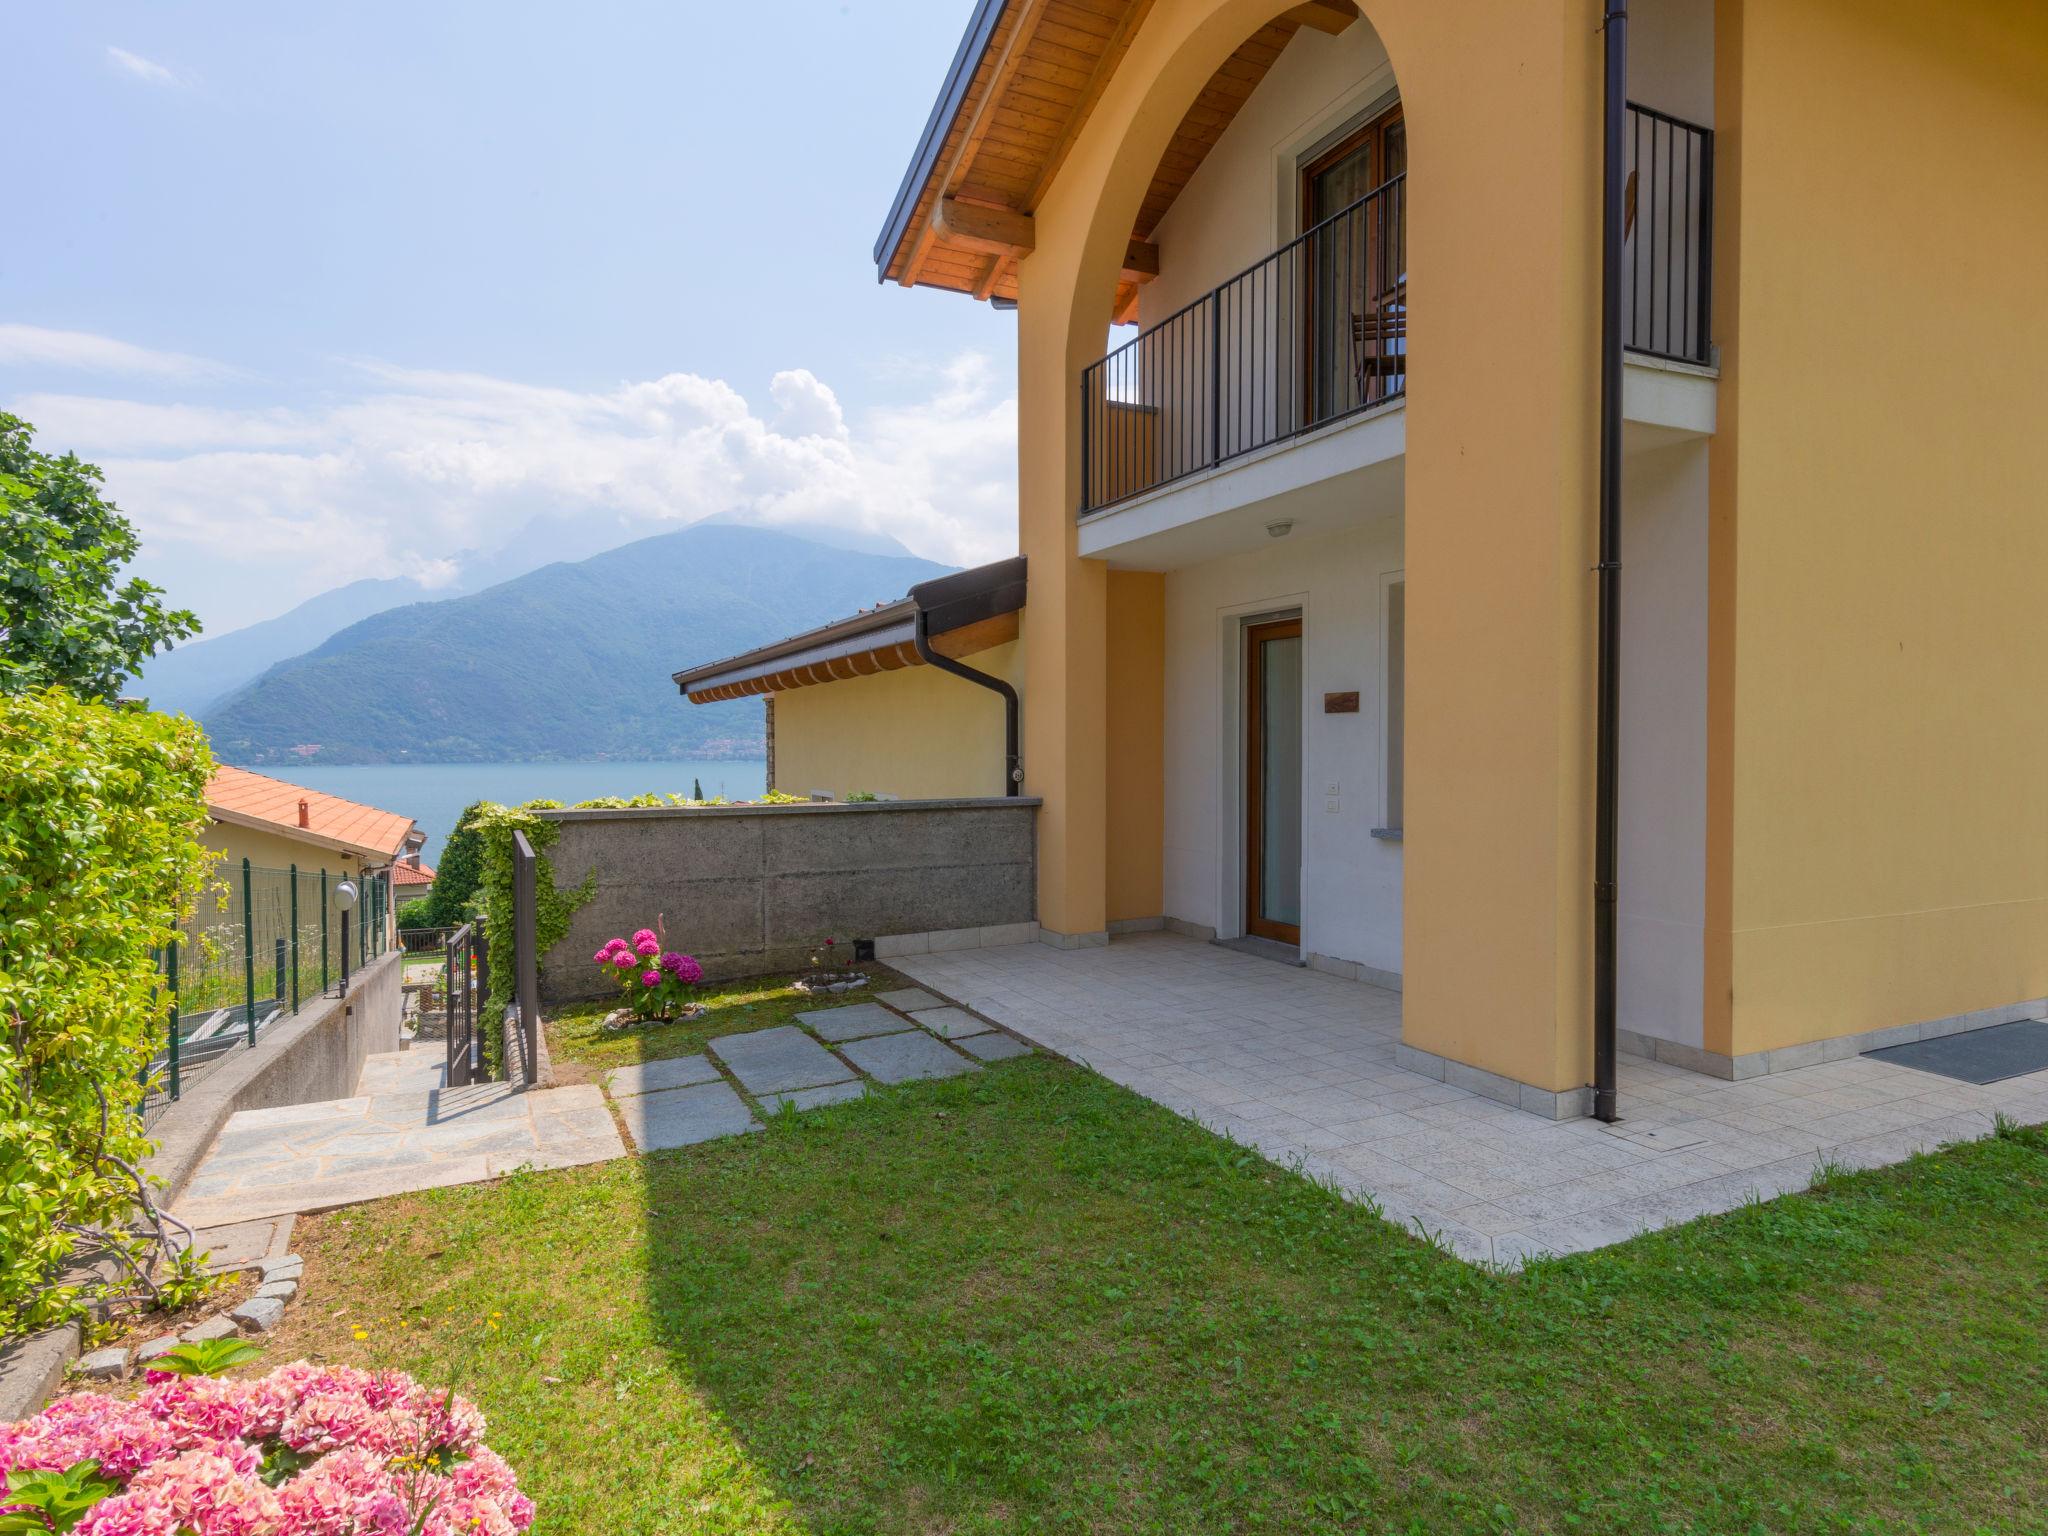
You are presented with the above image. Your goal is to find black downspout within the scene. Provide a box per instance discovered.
[1593,0,1627,1124]
[912,605,1022,796]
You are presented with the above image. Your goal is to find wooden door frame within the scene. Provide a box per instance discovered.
[1244,615,1304,945]
[1297,100,1405,424]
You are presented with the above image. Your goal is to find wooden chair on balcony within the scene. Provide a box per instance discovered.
[1350,290,1408,405]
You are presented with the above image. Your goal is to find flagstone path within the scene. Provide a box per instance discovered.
[173,990,1036,1221]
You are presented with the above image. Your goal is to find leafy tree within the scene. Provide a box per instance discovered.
[0,413,198,700]
[419,802,486,925]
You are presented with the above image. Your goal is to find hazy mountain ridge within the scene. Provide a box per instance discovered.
[200,525,953,766]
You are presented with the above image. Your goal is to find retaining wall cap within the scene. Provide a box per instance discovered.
[539,797,1041,822]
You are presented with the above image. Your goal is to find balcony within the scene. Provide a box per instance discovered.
[1079,104,1714,521]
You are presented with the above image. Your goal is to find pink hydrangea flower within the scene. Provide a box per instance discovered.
[640,970,660,987]
[631,928,657,946]
[634,937,660,958]
[273,1447,408,1535]
[660,952,703,985]
[4,1364,523,1536]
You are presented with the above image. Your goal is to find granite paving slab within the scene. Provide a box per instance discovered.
[908,1006,992,1039]
[603,1054,720,1097]
[760,1081,869,1115]
[876,988,942,1012]
[839,1031,980,1084]
[799,1003,912,1043]
[618,1082,760,1151]
[171,1082,626,1227]
[711,1026,855,1094]
[957,1032,1034,1062]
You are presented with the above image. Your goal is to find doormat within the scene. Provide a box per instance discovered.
[1864,1019,2048,1085]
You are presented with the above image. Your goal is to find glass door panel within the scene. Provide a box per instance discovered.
[1246,618,1303,942]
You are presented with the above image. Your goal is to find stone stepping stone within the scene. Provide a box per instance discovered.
[876,987,942,1012]
[760,1080,868,1115]
[711,1026,855,1095]
[800,1003,911,1043]
[76,1348,130,1381]
[618,1081,760,1151]
[840,1031,980,1085]
[230,1297,286,1334]
[957,1032,1034,1062]
[603,1054,720,1098]
[908,1007,992,1040]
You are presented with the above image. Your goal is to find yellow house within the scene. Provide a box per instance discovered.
[204,765,424,950]
[683,0,2048,1118]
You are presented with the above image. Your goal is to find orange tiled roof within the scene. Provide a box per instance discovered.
[206,765,419,861]
[391,861,437,886]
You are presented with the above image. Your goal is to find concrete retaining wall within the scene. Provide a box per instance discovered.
[147,948,404,1205]
[536,798,1039,1001]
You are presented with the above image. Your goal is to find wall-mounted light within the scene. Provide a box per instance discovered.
[1266,519,1294,539]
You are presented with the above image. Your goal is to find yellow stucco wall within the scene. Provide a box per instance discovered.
[203,822,366,882]
[771,642,1023,802]
[1105,571,1165,925]
[1707,0,2048,1056]
[1015,0,1604,1089]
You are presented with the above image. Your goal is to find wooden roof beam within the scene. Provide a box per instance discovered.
[937,196,1036,258]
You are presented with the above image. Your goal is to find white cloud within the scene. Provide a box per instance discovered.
[0,324,230,381]
[9,346,1019,629]
[106,47,183,87]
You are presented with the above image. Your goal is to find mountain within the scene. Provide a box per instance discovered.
[140,512,921,717]
[136,575,454,717]
[200,525,955,765]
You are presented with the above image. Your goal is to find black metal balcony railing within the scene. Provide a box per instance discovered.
[1077,103,1714,515]
[1624,102,1714,367]
[1082,173,1407,514]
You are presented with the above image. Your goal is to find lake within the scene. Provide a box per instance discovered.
[283,760,768,864]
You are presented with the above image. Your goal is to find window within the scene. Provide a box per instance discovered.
[1382,578,1404,833]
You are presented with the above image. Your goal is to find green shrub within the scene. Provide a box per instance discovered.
[396,896,436,931]
[0,687,214,1336]
[844,791,879,803]
[467,802,593,1072]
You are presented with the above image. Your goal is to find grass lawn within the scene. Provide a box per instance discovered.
[264,990,2048,1536]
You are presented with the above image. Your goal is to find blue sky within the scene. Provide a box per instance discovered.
[3,2,1019,634]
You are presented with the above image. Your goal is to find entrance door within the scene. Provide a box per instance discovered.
[1245,616,1304,944]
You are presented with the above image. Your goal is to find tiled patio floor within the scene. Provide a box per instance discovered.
[898,932,2048,1265]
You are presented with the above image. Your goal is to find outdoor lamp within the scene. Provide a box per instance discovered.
[335,879,359,995]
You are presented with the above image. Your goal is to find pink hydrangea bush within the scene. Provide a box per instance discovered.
[0,1364,533,1536]
[591,925,703,1021]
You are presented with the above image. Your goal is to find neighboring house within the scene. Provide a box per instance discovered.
[204,765,424,948]
[677,0,2048,1116]
[391,858,437,905]
[675,559,1026,802]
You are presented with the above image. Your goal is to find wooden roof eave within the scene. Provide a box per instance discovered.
[876,0,1352,301]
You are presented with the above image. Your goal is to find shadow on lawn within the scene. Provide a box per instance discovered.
[537,974,2048,1535]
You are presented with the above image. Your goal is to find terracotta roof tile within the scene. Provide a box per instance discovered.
[207,765,418,860]
[391,862,437,886]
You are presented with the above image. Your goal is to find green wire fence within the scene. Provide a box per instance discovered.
[143,860,392,1126]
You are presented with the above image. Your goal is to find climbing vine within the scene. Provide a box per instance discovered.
[468,801,594,1071]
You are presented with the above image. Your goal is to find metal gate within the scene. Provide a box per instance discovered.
[443,920,489,1086]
